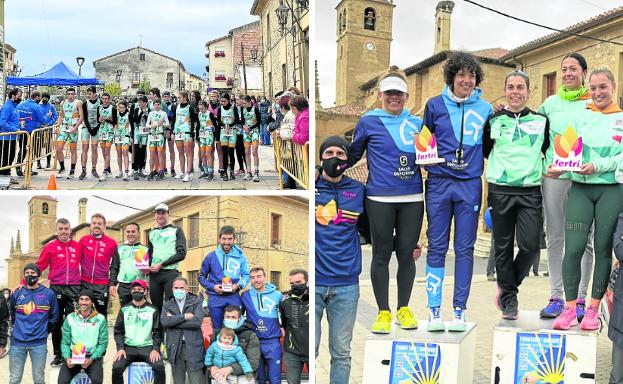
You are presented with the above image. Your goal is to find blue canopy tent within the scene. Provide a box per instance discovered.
[6,61,103,86]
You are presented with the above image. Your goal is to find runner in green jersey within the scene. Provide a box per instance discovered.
[114,101,131,181]
[97,93,117,181]
[110,223,148,306]
[173,91,198,182]
[197,100,217,181]
[241,95,261,182]
[55,88,84,178]
[146,99,169,180]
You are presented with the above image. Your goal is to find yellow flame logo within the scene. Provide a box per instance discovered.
[415,126,436,152]
[554,126,583,158]
[315,200,337,226]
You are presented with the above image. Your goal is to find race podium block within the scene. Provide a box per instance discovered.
[48,367,91,384]
[362,321,477,384]
[491,311,598,384]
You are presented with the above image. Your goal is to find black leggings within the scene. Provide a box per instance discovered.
[235,133,245,171]
[132,144,147,171]
[222,146,236,172]
[366,198,424,311]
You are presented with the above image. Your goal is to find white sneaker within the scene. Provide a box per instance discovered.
[122,171,129,181]
[243,172,252,181]
[448,307,467,332]
[115,172,123,178]
[188,172,194,181]
[174,172,183,179]
[427,307,445,332]
[99,171,108,182]
[182,173,190,182]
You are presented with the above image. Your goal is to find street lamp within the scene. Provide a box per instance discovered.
[115,69,122,88]
[76,56,85,97]
[275,4,289,34]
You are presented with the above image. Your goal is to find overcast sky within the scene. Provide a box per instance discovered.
[317,0,623,107]
[5,0,257,78]
[0,195,165,263]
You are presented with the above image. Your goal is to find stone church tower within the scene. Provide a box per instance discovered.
[335,0,395,105]
[6,196,58,288]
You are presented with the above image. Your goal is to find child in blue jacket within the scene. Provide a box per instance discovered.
[205,328,255,384]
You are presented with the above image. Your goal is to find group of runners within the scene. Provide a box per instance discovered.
[316,51,623,383]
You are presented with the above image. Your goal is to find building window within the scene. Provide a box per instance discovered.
[236,230,246,246]
[215,71,227,81]
[282,64,287,91]
[42,203,48,214]
[139,53,145,61]
[132,72,140,85]
[271,213,282,248]
[189,213,199,248]
[341,10,347,33]
[187,270,200,295]
[167,72,173,89]
[174,218,183,230]
[545,73,556,98]
[364,8,376,31]
[215,46,225,58]
[270,271,281,290]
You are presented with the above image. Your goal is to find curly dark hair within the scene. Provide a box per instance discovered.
[443,51,484,87]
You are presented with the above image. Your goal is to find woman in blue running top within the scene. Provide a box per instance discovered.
[422,51,493,332]
[349,66,424,334]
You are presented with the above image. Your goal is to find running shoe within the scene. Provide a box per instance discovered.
[553,306,578,330]
[57,168,65,176]
[171,169,176,178]
[427,307,444,332]
[91,169,99,179]
[576,298,586,322]
[122,172,129,181]
[487,274,496,281]
[198,172,208,179]
[66,171,75,179]
[502,296,518,320]
[98,170,108,182]
[115,172,123,178]
[78,169,87,180]
[183,173,190,182]
[539,296,564,319]
[253,171,260,182]
[371,310,392,334]
[229,170,236,180]
[395,307,418,330]
[174,172,183,179]
[133,172,140,180]
[243,172,252,181]
[495,287,503,311]
[206,172,214,182]
[50,355,63,367]
[580,305,600,331]
[448,307,467,332]
[157,172,165,181]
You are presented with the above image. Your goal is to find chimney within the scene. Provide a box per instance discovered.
[79,198,88,224]
[434,1,454,54]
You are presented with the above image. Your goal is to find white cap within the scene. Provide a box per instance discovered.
[154,203,169,212]
[379,76,408,93]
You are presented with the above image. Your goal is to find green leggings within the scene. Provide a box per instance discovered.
[563,182,623,301]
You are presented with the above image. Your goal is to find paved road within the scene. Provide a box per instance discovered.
[9,141,283,190]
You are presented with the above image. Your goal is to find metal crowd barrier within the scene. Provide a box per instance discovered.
[0,130,31,188]
[23,125,59,188]
[274,135,309,190]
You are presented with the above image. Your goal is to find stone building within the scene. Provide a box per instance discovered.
[185,73,207,96]
[93,46,189,95]
[4,43,17,75]
[6,196,309,295]
[251,0,309,98]
[206,34,234,94]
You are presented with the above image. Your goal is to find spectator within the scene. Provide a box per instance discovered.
[205,328,254,384]
[609,213,623,383]
[9,264,58,384]
[37,92,58,169]
[0,88,22,182]
[290,95,309,145]
[161,277,205,384]
[16,91,45,177]
[259,96,271,145]
[112,279,165,384]
[0,286,8,359]
[280,269,309,384]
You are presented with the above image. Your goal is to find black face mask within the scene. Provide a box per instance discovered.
[42,99,49,104]
[25,275,39,286]
[132,292,145,302]
[290,284,307,296]
[321,157,348,178]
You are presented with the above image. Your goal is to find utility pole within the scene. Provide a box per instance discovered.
[241,42,248,95]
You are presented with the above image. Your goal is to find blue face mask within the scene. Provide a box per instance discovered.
[223,316,245,330]
[173,290,186,301]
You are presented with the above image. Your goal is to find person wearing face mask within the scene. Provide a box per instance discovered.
[37,92,58,170]
[160,277,204,384]
[110,222,149,306]
[550,67,623,331]
[209,305,260,382]
[9,264,58,384]
[207,90,224,176]
[0,286,9,359]
[280,269,309,384]
[0,88,22,181]
[199,225,250,335]
[33,218,82,367]
[58,290,108,384]
[482,71,550,320]
[79,213,118,318]
[421,52,493,332]
[112,279,165,384]
[240,267,283,384]
[315,135,364,383]
[16,91,45,177]
[349,66,425,334]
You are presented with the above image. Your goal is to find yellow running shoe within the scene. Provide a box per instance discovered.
[396,306,418,329]
[371,310,392,334]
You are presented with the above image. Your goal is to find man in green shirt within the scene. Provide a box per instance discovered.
[112,279,165,384]
[148,203,187,313]
[58,289,108,384]
[110,222,149,306]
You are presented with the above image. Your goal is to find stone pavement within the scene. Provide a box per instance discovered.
[12,143,282,190]
[316,270,614,384]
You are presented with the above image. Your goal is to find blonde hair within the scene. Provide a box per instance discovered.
[589,66,615,84]
[220,328,236,340]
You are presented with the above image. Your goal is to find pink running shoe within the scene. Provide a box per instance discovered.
[552,306,578,330]
[580,305,600,331]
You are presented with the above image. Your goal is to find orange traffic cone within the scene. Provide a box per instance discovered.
[47,175,57,190]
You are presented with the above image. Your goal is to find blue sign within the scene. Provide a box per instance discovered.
[128,362,154,384]
[515,332,566,384]
[389,341,441,384]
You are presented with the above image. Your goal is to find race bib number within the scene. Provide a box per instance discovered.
[149,134,160,143]
[62,125,71,133]
[223,127,234,137]
[139,126,149,135]
[114,136,125,145]
[175,132,186,141]
[199,130,211,139]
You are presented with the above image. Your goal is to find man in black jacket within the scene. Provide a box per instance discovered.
[209,305,260,383]
[0,290,9,358]
[160,277,204,384]
[280,269,309,384]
